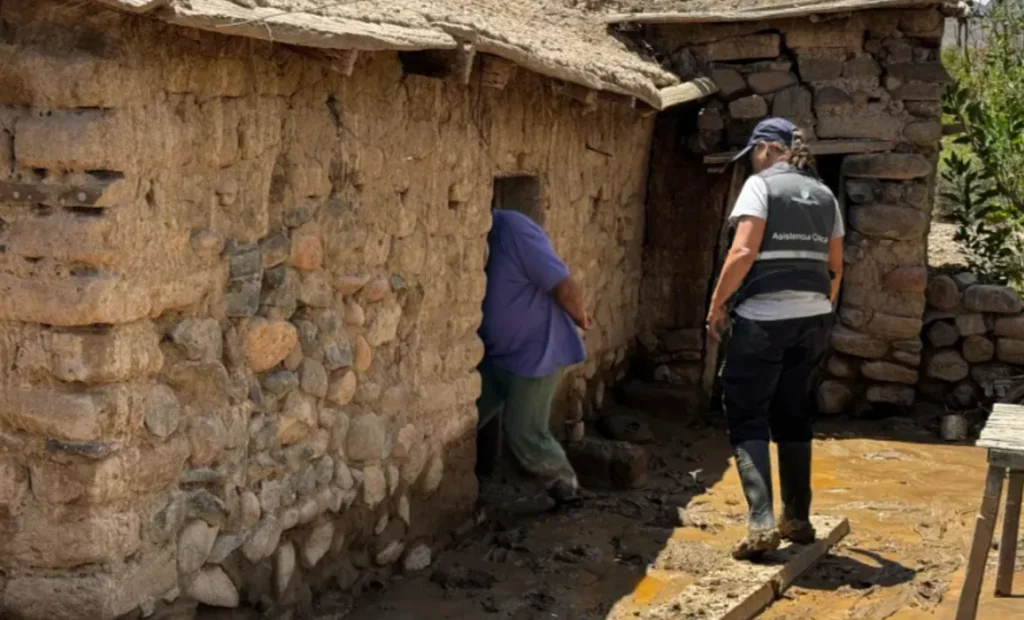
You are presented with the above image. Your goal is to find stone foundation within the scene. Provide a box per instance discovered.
[0,1,650,617]
[919,273,1024,407]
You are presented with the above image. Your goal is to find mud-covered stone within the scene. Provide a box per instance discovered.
[818,380,854,414]
[567,437,646,489]
[884,266,927,293]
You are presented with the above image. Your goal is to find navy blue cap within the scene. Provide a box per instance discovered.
[730,117,797,163]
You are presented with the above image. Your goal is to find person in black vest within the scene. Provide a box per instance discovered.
[706,118,844,560]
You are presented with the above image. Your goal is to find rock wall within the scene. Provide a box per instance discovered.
[640,8,947,413]
[0,1,652,617]
[919,273,1024,407]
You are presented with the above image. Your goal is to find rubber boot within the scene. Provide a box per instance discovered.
[732,440,781,560]
[777,441,815,544]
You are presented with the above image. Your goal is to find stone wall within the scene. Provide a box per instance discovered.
[0,1,652,617]
[640,8,947,413]
[919,273,1024,407]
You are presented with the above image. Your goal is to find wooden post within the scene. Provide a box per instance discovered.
[700,163,746,398]
[956,463,1006,620]
[997,471,1024,596]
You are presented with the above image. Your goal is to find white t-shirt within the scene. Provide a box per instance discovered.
[728,175,844,322]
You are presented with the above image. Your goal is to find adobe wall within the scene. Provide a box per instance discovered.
[0,1,652,617]
[636,7,948,414]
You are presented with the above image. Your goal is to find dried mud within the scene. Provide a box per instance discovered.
[270,405,1024,620]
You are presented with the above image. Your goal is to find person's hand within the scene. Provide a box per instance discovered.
[706,304,727,342]
[581,313,593,331]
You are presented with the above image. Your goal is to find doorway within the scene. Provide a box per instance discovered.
[476,174,545,480]
[491,175,543,225]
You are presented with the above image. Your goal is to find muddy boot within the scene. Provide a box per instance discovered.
[547,473,584,508]
[777,441,815,544]
[732,440,781,560]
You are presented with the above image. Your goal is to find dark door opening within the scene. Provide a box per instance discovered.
[492,175,543,225]
[476,175,545,480]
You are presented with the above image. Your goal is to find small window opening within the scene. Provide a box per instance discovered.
[398,51,454,79]
[491,175,543,226]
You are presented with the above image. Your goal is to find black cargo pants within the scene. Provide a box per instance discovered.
[721,313,832,446]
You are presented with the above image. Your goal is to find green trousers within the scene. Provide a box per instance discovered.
[476,359,576,485]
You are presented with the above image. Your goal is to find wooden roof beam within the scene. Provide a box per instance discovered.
[655,76,718,110]
[703,139,897,165]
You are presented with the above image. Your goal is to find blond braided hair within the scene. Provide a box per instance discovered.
[757,127,817,175]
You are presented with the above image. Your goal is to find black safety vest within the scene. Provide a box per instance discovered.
[733,163,835,305]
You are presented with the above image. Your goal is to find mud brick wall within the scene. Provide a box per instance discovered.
[642,8,947,412]
[919,273,1024,407]
[0,1,652,617]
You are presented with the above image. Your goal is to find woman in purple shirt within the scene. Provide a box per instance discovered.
[477,209,592,504]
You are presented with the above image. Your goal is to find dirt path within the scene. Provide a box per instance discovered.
[302,407,1024,620]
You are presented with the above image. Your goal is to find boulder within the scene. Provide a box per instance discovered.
[711,68,746,99]
[244,319,299,372]
[728,94,768,120]
[849,205,928,240]
[954,313,987,337]
[566,437,647,489]
[963,285,1024,314]
[598,414,654,444]
[962,335,995,364]
[831,325,888,359]
[864,312,922,340]
[926,349,970,382]
[861,361,918,385]
[866,384,915,406]
[884,266,927,293]
[997,338,1024,365]
[818,380,854,414]
[186,566,239,608]
[994,315,1024,340]
[926,275,960,310]
[747,71,798,94]
[696,34,780,61]
[843,153,933,179]
[903,121,943,146]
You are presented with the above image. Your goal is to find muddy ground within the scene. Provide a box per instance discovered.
[266,398,1020,620]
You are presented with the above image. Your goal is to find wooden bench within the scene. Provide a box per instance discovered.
[956,403,1024,620]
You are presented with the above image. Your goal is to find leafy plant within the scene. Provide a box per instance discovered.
[942,0,1024,286]
[940,151,1024,285]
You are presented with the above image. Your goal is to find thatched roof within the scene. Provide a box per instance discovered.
[597,0,949,24]
[97,0,681,107]
[96,0,949,109]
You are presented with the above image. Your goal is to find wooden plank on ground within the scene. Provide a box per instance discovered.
[977,403,1024,450]
[609,516,849,620]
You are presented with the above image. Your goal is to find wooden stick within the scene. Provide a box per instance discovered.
[956,464,1006,620]
[655,77,719,110]
[997,471,1024,596]
[600,0,937,24]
